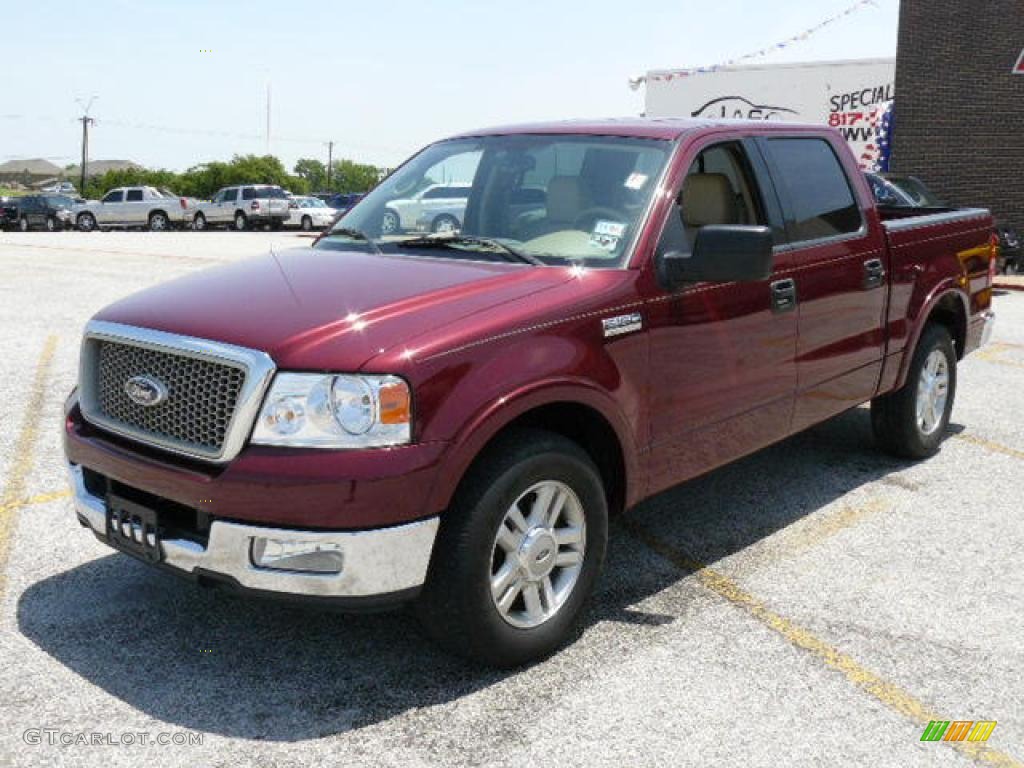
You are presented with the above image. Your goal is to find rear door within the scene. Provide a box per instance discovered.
[758,134,888,431]
[216,188,238,223]
[645,136,799,494]
[124,188,146,225]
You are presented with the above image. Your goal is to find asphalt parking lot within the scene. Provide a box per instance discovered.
[0,231,1022,768]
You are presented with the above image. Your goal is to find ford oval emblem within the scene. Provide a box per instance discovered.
[124,375,168,407]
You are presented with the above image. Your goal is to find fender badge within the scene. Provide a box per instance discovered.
[602,313,643,338]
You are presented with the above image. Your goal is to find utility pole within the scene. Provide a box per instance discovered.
[75,96,98,193]
[265,82,272,155]
[325,141,334,192]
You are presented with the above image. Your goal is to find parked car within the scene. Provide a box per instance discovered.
[866,172,1021,274]
[325,192,365,213]
[39,181,77,196]
[1,194,75,231]
[192,185,291,231]
[74,186,194,232]
[64,119,996,667]
[285,196,337,230]
[381,183,470,234]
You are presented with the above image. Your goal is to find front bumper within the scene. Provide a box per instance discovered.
[69,463,439,603]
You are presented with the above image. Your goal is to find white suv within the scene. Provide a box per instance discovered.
[193,185,292,231]
[381,183,471,235]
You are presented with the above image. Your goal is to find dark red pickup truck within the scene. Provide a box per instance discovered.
[64,119,996,666]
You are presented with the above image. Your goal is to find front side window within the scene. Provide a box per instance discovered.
[102,190,124,204]
[766,138,863,243]
[321,134,672,268]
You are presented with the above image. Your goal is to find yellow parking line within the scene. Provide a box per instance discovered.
[770,497,891,557]
[0,336,58,601]
[620,516,1022,768]
[0,489,72,516]
[954,434,1024,462]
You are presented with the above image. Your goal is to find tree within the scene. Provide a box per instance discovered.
[329,159,382,193]
[293,158,326,192]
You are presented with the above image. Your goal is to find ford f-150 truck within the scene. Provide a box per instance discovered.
[63,119,996,667]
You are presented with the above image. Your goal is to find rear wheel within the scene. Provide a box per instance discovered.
[45,216,58,232]
[148,211,169,231]
[416,429,607,667]
[871,324,957,459]
[18,216,29,232]
[431,214,459,234]
[193,212,207,231]
[76,212,96,232]
[234,211,247,231]
[301,215,313,231]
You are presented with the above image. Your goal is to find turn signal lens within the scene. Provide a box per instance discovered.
[378,381,411,425]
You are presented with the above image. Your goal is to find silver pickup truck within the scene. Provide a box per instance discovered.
[192,185,292,231]
[74,187,195,232]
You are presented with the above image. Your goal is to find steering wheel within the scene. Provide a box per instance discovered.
[572,207,624,231]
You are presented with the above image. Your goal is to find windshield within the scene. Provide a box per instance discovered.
[317,134,672,268]
[300,197,326,207]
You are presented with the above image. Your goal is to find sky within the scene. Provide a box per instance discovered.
[0,0,900,173]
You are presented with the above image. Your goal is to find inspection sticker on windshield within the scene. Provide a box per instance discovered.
[590,220,626,251]
[625,173,649,190]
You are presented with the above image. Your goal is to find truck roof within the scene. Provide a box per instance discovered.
[451,117,830,142]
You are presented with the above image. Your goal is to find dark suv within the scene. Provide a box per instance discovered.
[0,194,75,232]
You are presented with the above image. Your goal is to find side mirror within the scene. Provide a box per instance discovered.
[656,225,774,290]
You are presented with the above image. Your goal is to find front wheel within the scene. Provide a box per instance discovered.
[416,429,607,667]
[46,216,58,232]
[18,216,29,232]
[234,211,247,231]
[193,212,207,231]
[871,324,957,459]
[381,209,400,235]
[148,211,169,231]
[77,213,96,232]
[300,215,313,231]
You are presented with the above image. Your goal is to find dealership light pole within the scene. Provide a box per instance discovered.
[76,96,98,193]
[325,141,334,192]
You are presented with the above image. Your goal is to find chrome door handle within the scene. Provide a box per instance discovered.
[770,278,797,313]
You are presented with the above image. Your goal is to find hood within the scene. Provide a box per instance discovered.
[95,246,575,372]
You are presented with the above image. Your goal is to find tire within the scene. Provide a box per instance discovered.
[45,216,58,232]
[18,216,29,232]
[871,324,957,460]
[234,211,247,231]
[416,429,608,668]
[148,211,169,231]
[300,215,312,231]
[431,214,459,234]
[77,213,96,232]
[381,208,400,235]
[193,212,207,231]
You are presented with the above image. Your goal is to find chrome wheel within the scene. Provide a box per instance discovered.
[149,213,168,231]
[916,349,950,436]
[381,209,400,235]
[432,215,458,234]
[77,213,95,232]
[490,480,586,629]
[193,213,206,231]
[234,212,246,231]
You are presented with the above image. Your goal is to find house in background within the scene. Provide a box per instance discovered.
[0,158,64,186]
[64,159,142,179]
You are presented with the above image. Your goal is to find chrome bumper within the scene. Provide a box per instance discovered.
[980,310,996,348]
[68,464,439,599]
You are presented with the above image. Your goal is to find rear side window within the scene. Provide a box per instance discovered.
[125,189,143,202]
[766,138,863,243]
[242,188,256,200]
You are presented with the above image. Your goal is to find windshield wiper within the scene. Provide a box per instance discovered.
[395,234,544,266]
[323,227,382,254]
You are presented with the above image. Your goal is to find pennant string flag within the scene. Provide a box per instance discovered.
[630,0,880,89]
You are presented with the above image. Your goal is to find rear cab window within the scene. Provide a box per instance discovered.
[762,137,864,244]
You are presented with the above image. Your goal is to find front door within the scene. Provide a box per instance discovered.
[646,138,798,495]
[757,136,888,430]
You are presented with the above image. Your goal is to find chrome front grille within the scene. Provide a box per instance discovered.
[95,340,246,454]
[79,321,277,463]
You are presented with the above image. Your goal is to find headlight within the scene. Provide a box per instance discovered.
[251,373,411,448]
